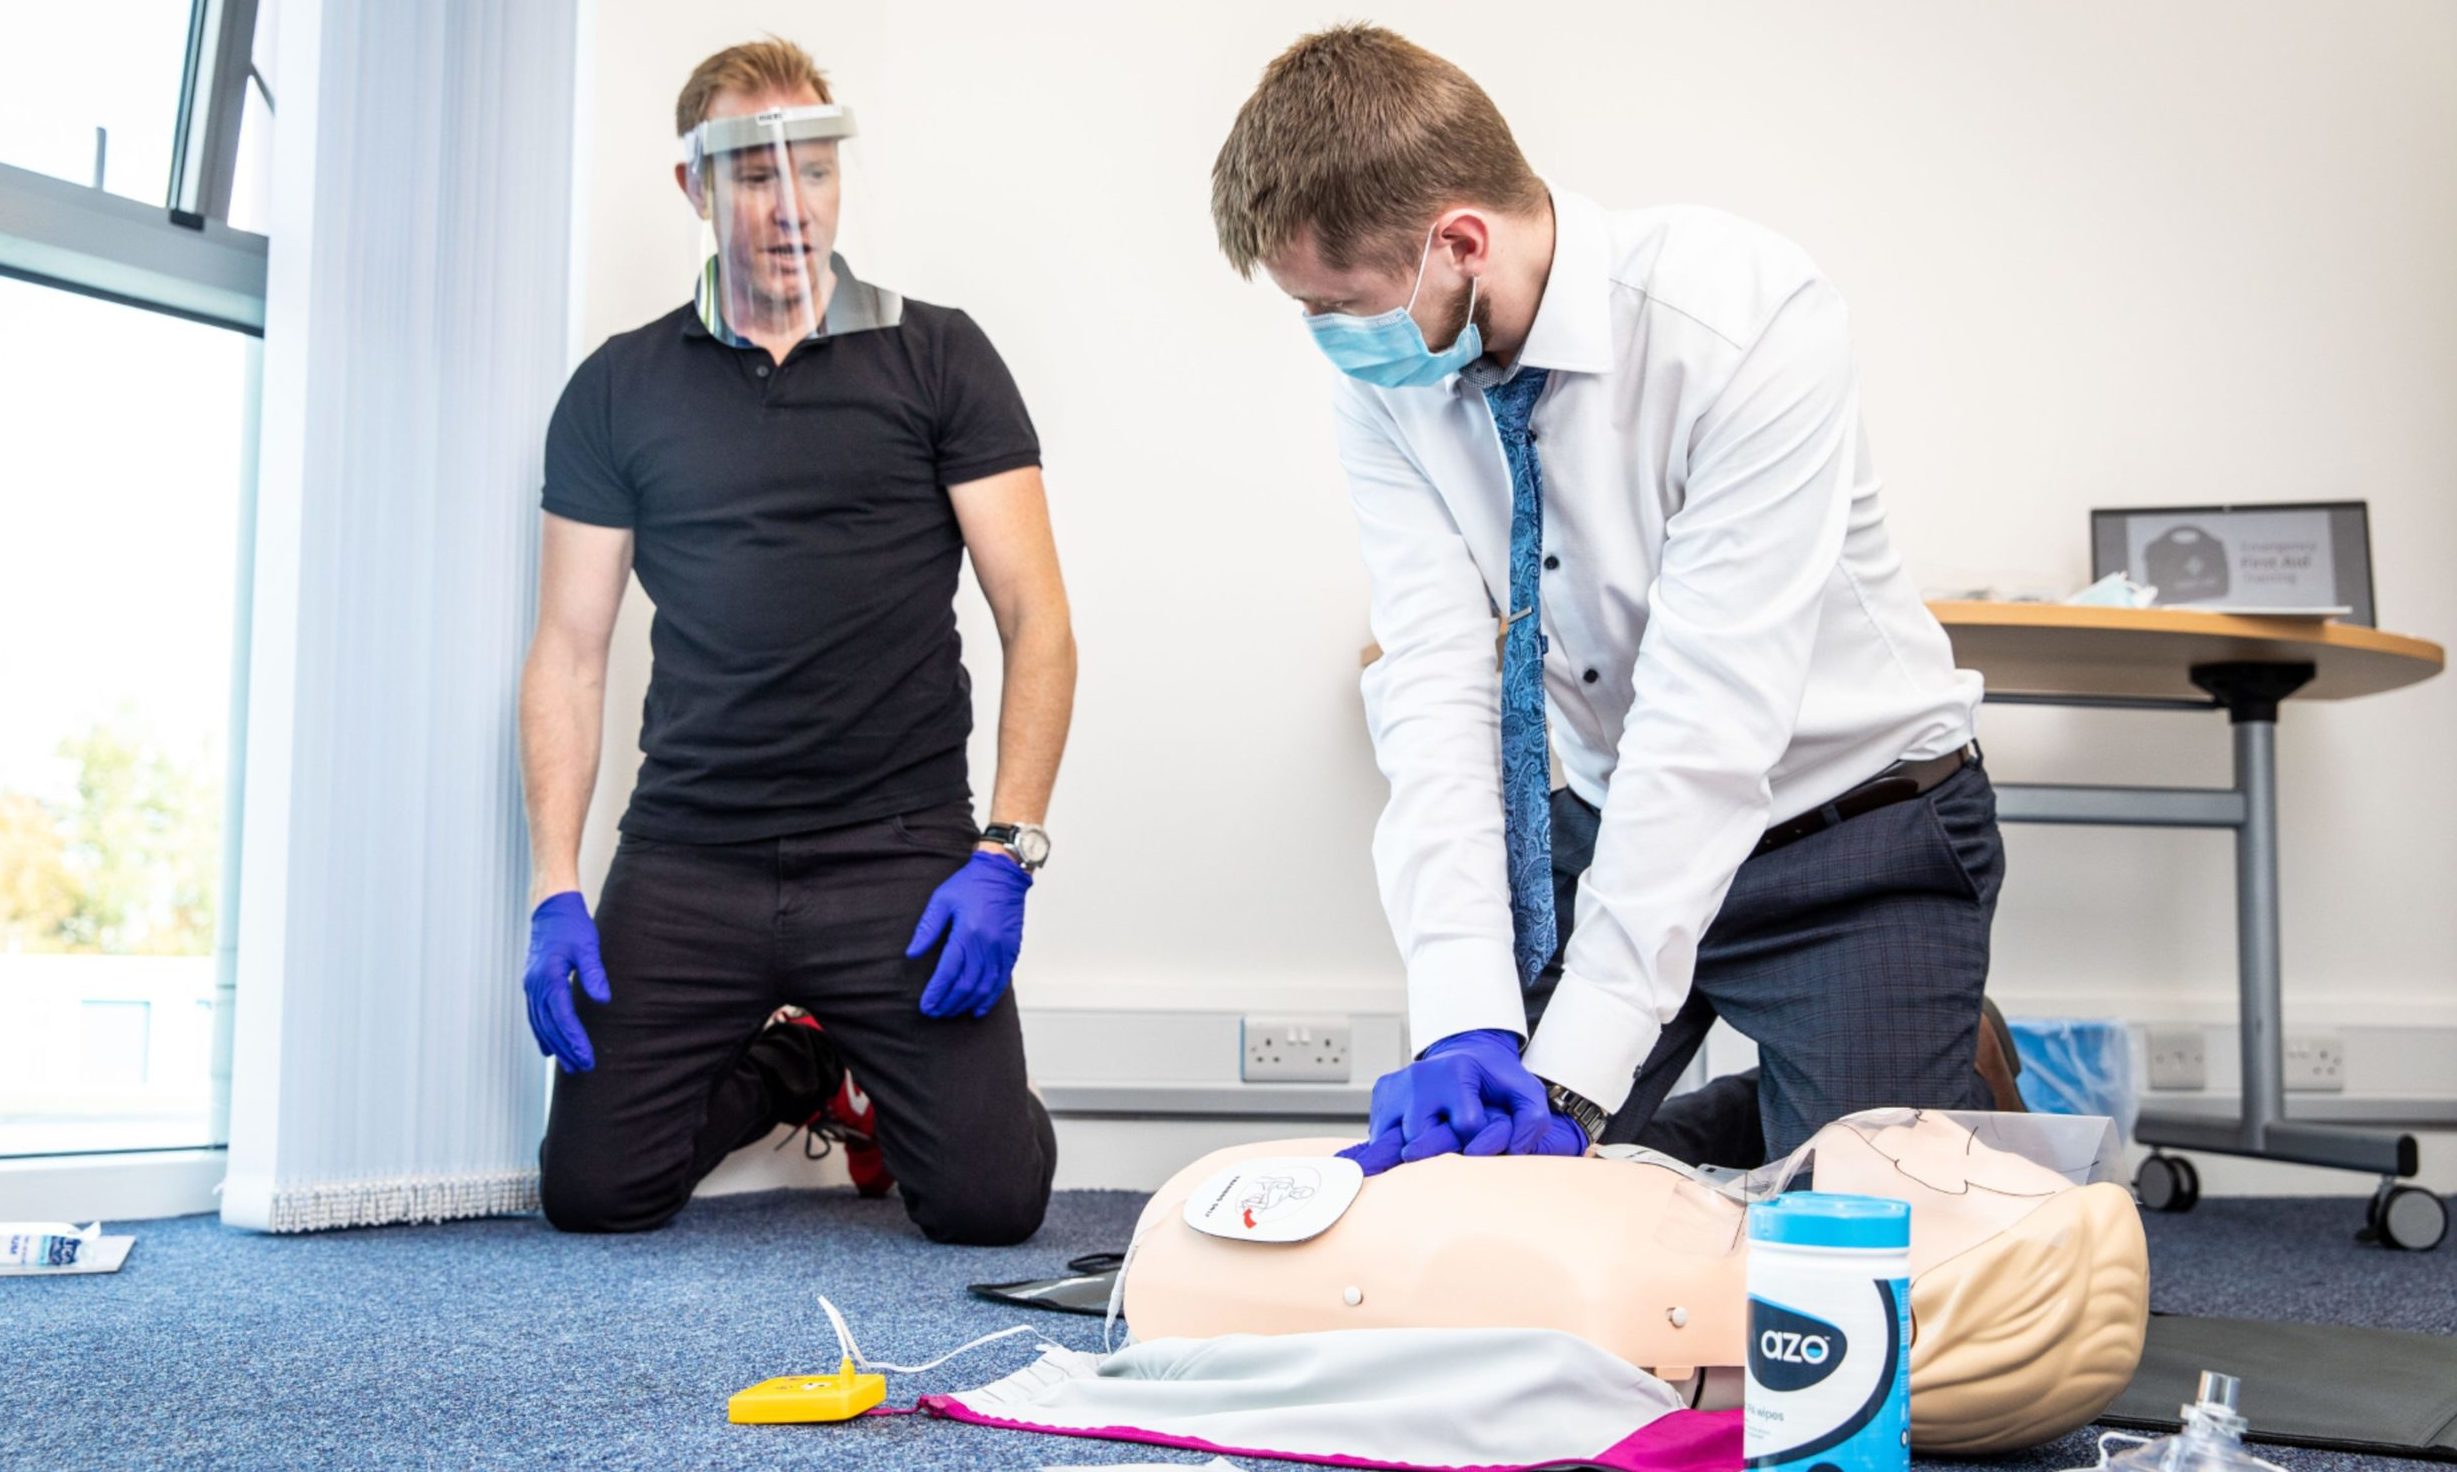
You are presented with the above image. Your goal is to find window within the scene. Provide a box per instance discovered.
[0,275,255,1156]
[0,1,199,206]
[2,0,266,1164]
[226,0,280,236]
[79,1003,155,1088]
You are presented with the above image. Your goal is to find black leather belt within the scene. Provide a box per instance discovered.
[1752,743,1980,859]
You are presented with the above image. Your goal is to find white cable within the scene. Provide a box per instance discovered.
[817,1294,1042,1374]
[2055,1432,2150,1472]
[1103,1237,1141,1354]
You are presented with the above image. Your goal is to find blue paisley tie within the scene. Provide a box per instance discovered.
[1484,367,1554,991]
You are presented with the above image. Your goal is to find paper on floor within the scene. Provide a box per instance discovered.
[0,1222,135,1276]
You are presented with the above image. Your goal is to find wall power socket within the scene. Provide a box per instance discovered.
[1241,1015,1352,1083]
[2283,1033,2346,1093]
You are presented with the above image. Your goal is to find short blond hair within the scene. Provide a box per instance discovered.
[675,37,832,136]
[1212,24,1546,280]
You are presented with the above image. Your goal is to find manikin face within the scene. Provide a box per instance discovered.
[677,84,841,331]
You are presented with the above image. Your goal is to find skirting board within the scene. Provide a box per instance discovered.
[1051,1115,1369,1192]
[1038,1082,1371,1117]
[1018,1006,1410,1086]
[0,1148,228,1224]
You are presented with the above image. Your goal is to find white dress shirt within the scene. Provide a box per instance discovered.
[1338,188,1982,1113]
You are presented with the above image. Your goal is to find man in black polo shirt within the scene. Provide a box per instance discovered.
[516,40,1073,1245]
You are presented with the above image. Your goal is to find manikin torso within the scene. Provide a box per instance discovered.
[1122,1110,2147,1455]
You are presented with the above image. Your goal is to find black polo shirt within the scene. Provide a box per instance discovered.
[540,289,1040,843]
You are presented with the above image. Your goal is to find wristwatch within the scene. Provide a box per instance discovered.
[1542,1079,1610,1150]
[980,822,1052,872]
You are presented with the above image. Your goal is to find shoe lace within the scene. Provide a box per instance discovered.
[775,1120,848,1162]
[776,1102,881,1163]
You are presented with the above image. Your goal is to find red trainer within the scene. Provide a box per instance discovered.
[770,1009,895,1199]
[820,1068,893,1199]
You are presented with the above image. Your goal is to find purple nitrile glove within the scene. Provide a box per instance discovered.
[1339,1108,1590,1174]
[1335,1027,1555,1177]
[906,851,1033,1019]
[523,891,612,1072]
[1525,1112,1591,1157]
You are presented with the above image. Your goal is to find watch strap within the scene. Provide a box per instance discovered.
[1542,1080,1609,1148]
[979,822,1046,871]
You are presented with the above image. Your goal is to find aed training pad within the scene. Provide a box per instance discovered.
[2103,1314,2457,1462]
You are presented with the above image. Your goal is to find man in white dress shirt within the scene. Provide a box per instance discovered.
[1212,25,2003,1171]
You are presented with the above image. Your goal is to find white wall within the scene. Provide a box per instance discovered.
[574,3,2457,1047]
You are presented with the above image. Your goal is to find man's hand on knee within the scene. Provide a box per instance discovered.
[1339,1028,1575,1176]
[906,852,1033,1019]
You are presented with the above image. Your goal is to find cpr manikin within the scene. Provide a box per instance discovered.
[1122,1110,2148,1456]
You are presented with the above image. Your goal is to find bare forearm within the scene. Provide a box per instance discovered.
[983,610,1076,831]
[519,640,606,905]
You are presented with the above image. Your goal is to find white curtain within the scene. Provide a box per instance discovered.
[222,0,579,1231]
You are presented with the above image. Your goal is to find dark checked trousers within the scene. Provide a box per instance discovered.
[1528,762,2005,1166]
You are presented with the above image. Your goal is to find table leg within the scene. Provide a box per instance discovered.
[2235,708,2285,1148]
[2133,662,2419,1178]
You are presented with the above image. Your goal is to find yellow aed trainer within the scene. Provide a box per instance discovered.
[727,1358,888,1424]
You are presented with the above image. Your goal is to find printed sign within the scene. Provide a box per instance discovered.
[2092,501,2375,623]
[2124,508,2337,610]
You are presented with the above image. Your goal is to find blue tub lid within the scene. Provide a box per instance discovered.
[1748,1191,1910,1249]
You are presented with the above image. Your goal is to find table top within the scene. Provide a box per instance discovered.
[1927,601,2445,702]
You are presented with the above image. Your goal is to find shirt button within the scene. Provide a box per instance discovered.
[1582,668,1600,684]
[1543,554,1560,571]
[755,364,771,378]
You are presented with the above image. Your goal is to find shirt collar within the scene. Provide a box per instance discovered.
[1457,185,1617,392]
[682,252,892,347]
[686,256,755,347]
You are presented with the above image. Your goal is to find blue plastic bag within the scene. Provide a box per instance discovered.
[2007,1017,2137,1141]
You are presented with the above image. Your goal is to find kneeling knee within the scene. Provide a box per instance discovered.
[915,1182,1050,1247]
[540,1166,680,1235]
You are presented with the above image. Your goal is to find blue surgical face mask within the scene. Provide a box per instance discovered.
[1303,228,1482,388]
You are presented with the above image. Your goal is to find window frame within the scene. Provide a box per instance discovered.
[169,0,262,229]
[0,0,266,1197]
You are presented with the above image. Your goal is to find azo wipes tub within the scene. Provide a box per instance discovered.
[1743,1192,1911,1472]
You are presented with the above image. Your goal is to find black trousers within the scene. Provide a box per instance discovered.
[538,801,1056,1245]
[1530,761,2006,1165]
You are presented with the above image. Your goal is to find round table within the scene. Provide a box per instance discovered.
[1925,600,2442,705]
[1930,601,2446,1244]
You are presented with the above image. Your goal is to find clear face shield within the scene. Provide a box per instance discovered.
[682,103,902,343]
[1607,1107,2128,1258]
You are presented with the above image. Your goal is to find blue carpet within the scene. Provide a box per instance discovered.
[2,1188,2450,1470]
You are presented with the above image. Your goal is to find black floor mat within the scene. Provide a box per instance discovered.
[966,1252,1123,1316]
[2103,1314,2457,1462]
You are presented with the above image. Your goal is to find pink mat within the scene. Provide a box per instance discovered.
[897,1393,1744,1471]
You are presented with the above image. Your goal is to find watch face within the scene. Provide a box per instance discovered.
[1014,826,1052,866]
